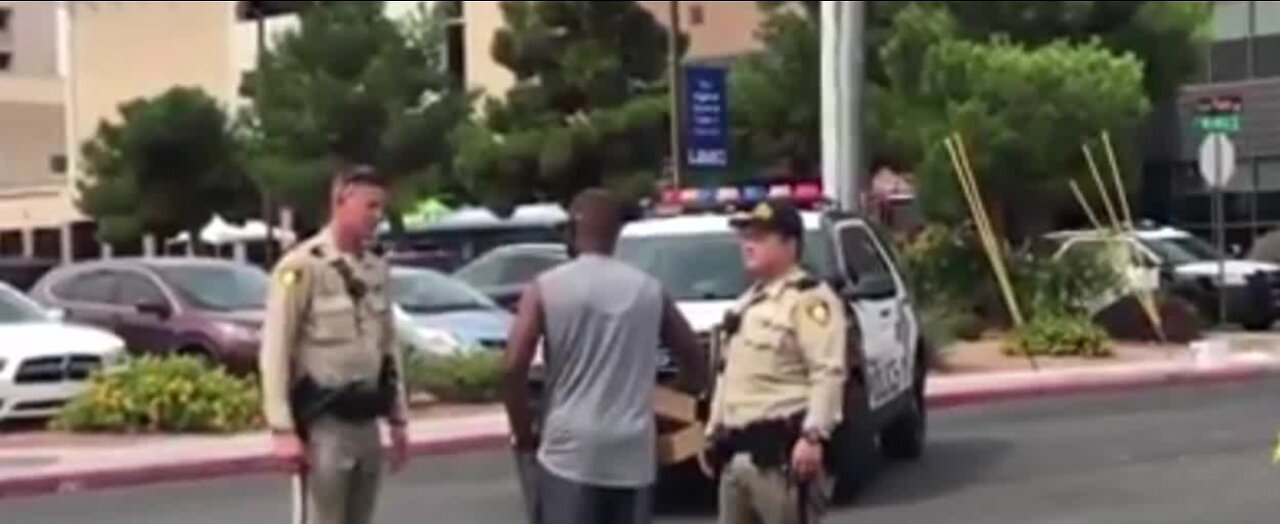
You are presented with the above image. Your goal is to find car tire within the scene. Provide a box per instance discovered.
[880,345,927,461]
[1243,318,1274,332]
[830,380,877,505]
[177,345,216,366]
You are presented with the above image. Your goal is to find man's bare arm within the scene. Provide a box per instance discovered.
[660,293,707,394]
[502,283,544,449]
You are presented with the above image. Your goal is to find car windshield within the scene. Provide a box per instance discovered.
[1139,235,1222,266]
[616,231,831,302]
[453,248,565,289]
[0,285,47,324]
[392,269,499,314]
[155,264,269,312]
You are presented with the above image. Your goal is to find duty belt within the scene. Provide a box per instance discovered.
[288,356,398,436]
[707,412,805,473]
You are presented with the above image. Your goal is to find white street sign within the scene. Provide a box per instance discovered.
[1199,133,1237,188]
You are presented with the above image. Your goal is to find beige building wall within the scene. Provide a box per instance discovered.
[0,1,59,77]
[0,1,68,229]
[463,1,515,101]
[640,1,764,62]
[462,1,763,99]
[0,102,64,191]
[69,1,239,151]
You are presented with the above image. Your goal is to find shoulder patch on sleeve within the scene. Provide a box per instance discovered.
[278,267,301,289]
[803,298,831,327]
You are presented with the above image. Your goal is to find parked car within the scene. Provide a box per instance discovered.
[29,258,268,373]
[390,266,513,356]
[0,257,59,292]
[0,281,125,421]
[453,243,569,310]
[1044,224,1280,330]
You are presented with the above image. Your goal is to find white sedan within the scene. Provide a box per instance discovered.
[0,283,125,421]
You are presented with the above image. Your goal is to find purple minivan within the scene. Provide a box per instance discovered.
[29,258,268,373]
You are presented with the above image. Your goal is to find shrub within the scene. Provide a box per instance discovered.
[1093,292,1204,344]
[919,298,984,350]
[52,356,262,434]
[901,223,989,305]
[1007,314,1113,358]
[1010,247,1124,320]
[903,222,1123,331]
[405,350,503,403]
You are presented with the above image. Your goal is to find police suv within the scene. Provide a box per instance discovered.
[614,180,929,499]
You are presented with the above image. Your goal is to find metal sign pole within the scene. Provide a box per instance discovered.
[1215,135,1227,325]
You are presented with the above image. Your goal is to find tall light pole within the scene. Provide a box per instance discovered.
[668,0,685,189]
[821,1,866,211]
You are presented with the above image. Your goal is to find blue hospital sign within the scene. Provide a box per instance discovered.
[685,66,729,169]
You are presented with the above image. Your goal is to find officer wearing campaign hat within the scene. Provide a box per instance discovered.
[704,199,849,524]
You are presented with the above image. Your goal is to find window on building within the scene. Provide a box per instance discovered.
[0,8,12,33]
[50,155,67,176]
[1213,1,1250,41]
[1211,40,1249,82]
[1257,157,1280,191]
[0,52,11,71]
[1254,1,1280,77]
[689,4,706,26]
[1208,1,1250,81]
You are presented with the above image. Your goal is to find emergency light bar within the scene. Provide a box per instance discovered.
[655,179,826,215]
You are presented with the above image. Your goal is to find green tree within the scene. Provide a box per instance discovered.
[77,87,254,245]
[732,1,1207,187]
[729,4,820,178]
[453,1,680,211]
[244,1,471,232]
[875,4,1151,240]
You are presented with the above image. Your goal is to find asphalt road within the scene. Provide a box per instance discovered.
[4,378,1280,524]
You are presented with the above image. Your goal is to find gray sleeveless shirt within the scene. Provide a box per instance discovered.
[535,254,664,488]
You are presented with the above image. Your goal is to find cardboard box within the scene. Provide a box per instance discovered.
[653,386,697,423]
[657,422,706,465]
[653,386,704,464]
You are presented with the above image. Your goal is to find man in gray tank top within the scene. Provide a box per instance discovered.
[503,188,707,524]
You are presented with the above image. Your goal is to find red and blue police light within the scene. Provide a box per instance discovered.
[657,180,825,214]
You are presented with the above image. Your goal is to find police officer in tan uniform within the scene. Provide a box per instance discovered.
[260,166,409,524]
[704,200,847,524]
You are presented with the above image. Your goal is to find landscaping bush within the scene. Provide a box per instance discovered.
[1093,292,1204,344]
[901,223,988,305]
[1007,314,1113,358]
[52,356,262,434]
[405,350,503,403]
[919,299,983,350]
[903,222,1122,336]
[1010,247,1124,320]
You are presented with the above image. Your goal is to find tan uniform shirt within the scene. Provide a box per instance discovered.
[259,229,407,431]
[708,268,847,438]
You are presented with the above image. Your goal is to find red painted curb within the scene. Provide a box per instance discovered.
[925,364,1280,409]
[2,362,1277,500]
[0,455,288,500]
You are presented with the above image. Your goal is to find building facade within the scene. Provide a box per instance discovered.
[0,0,763,261]
[1146,0,1280,251]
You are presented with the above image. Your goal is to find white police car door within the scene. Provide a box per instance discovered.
[833,220,913,411]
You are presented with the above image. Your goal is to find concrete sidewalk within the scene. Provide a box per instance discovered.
[1,346,1278,500]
